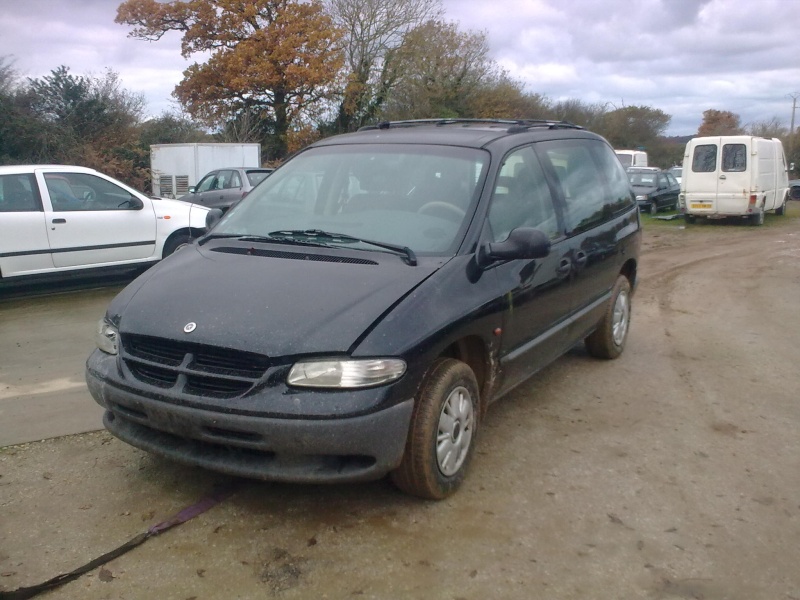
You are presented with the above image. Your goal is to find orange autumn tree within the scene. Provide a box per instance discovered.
[116,0,344,159]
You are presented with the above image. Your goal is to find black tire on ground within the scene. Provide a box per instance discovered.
[162,233,193,258]
[650,202,658,216]
[391,358,480,500]
[585,275,632,360]
[684,214,696,225]
[751,209,765,226]
[776,200,787,216]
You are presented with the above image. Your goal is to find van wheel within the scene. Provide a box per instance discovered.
[776,201,786,216]
[391,358,479,500]
[750,209,764,226]
[684,214,696,225]
[585,275,632,360]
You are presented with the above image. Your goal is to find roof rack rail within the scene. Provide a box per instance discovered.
[358,118,583,132]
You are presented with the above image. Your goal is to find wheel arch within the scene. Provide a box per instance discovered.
[437,335,493,417]
[620,258,637,292]
[162,227,205,257]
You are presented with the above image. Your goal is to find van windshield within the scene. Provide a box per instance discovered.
[213,144,489,256]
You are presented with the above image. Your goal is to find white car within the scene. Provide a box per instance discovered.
[0,165,209,280]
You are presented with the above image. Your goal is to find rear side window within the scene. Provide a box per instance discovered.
[722,144,746,172]
[0,174,41,212]
[539,139,633,234]
[692,144,717,172]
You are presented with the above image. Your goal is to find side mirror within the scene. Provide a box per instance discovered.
[205,208,224,229]
[188,186,196,194]
[121,196,144,210]
[476,227,551,268]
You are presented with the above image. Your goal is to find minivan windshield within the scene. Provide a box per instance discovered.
[212,144,489,256]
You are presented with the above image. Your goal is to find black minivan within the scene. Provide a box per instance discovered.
[86,119,641,499]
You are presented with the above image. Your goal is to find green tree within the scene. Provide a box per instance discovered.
[381,20,499,119]
[326,0,440,131]
[117,0,344,160]
[598,105,670,151]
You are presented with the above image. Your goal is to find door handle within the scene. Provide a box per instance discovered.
[52,218,67,224]
[574,250,588,269]
[719,174,726,180]
[556,258,572,278]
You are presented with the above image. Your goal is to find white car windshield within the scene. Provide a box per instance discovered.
[213,144,489,255]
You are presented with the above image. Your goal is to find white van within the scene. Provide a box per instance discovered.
[680,136,790,225]
[615,150,648,168]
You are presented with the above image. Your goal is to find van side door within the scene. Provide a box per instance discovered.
[536,138,637,342]
[486,146,574,395]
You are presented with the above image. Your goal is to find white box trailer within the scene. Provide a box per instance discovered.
[615,149,648,168]
[151,143,261,198]
[680,136,790,225]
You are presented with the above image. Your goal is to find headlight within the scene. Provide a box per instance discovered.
[287,358,406,388]
[95,319,119,355]
[635,194,648,201]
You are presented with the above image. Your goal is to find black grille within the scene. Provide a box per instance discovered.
[121,334,269,398]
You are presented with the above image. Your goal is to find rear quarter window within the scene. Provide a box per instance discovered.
[539,139,634,234]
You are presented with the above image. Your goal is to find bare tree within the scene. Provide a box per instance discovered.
[327,0,441,130]
[747,117,787,138]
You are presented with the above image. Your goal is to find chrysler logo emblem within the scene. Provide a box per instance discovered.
[184,322,197,333]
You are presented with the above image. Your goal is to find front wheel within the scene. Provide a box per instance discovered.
[649,202,658,216]
[776,199,787,216]
[585,275,632,359]
[391,358,480,500]
[162,233,192,258]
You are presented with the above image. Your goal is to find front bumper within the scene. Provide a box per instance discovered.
[86,350,414,483]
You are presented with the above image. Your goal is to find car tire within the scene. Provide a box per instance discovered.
[649,202,658,216]
[684,214,696,225]
[585,275,632,360]
[776,199,786,216]
[751,209,764,226]
[391,358,480,500]
[162,233,193,258]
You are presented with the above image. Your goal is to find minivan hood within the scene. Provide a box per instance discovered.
[112,243,439,357]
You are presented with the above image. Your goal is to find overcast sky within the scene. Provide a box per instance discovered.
[1,0,798,136]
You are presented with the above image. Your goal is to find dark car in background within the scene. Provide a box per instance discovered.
[179,167,273,212]
[627,167,680,215]
[789,179,800,200]
[86,119,641,500]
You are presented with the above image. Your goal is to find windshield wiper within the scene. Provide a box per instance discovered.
[268,229,417,266]
[198,233,324,248]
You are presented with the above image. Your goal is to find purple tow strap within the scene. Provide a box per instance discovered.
[0,482,240,600]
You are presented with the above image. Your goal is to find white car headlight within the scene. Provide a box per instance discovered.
[635,194,648,201]
[287,358,406,389]
[96,319,119,355]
